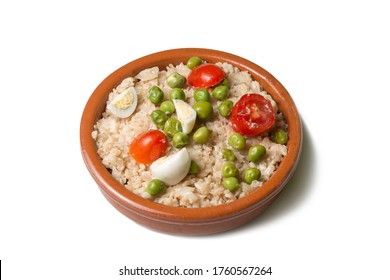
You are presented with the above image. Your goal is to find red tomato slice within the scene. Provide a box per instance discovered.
[129,130,168,164]
[188,63,225,88]
[230,94,276,137]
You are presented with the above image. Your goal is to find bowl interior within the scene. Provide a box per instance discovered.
[80,48,302,222]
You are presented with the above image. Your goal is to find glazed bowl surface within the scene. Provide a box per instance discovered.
[80,48,302,235]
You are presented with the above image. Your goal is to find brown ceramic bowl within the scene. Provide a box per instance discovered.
[80,48,302,235]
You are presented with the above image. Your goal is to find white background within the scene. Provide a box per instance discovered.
[1,0,389,279]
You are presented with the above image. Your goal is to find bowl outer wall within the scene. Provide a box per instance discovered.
[80,48,302,231]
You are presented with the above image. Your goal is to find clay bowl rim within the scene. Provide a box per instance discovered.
[80,48,302,223]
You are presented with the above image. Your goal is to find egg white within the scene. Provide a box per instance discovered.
[173,99,196,134]
[150,148,191,185]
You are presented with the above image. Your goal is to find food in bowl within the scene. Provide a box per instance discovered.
[92,57,288,208]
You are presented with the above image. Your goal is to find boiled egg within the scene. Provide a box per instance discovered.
[173,99,196,134]
[107,87,138,118]
[150,148,191,185]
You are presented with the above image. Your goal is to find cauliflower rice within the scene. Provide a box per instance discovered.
[92,61,288,208]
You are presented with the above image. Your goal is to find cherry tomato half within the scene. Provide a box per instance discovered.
[129,130,168,164]
[188,63,225,88]
[230,94,276,137]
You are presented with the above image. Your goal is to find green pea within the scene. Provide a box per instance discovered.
[146,179,165,195]
[218,78,230,88]
[272,129,289,144]
[193,101,213,121]
[150,109,168,129]
[222,148,236,161]
[159,100,175,115]
[193,126,211,144]
[228,133,246,150]
[248,145,266,163]
[188,160,200,174]
[172,132,189,148]
[218,100,233,117]
[221,162,239,178]
[212,85,229,100]
[244,168,261,184]
[186,56,202,69]
[194,88,210,102]
[169,88,186,101]
[147,86,164,104]
[163,118,182,138]
[167,72,186,88]
[222,177,240,192]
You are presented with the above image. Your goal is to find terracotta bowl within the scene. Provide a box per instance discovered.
[80,48,302,235]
